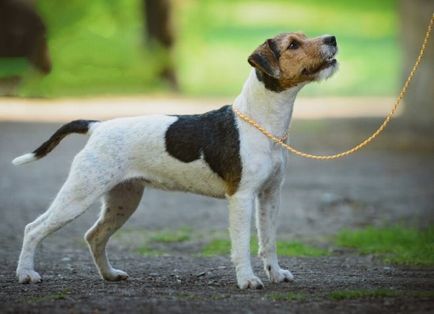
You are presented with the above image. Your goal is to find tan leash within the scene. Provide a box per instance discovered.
[234,14,434,160]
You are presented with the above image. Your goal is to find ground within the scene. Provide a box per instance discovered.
[0,117,433,313]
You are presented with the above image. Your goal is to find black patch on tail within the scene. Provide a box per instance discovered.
[165,105,242,195]
[33,120,98,158]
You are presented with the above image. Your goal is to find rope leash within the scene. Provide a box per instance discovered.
[234,13,434,160]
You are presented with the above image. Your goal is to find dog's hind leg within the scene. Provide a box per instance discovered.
[16,152,119,284]
[85,179,145,281]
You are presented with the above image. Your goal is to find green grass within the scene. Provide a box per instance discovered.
[329,289,399,300]
[329,289,434,300]
[202,238,328,257]
[410,291,434,298]
[133,227,192,256]
[136,245,162,256]
[176,0,399,97]
[0,58,30,77]
[18,0,165,97]
[24,289,70,304]
[150,227,192,243]
[335,225,434,266]
[5,0,399,97]
[267,292,306,302]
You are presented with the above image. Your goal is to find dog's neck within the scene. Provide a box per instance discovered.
[233,70,305,140]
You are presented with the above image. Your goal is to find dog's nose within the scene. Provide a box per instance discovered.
[323,36,337,47]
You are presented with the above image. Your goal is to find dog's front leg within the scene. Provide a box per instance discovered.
[257,180,294,283]
[227,191,264,289]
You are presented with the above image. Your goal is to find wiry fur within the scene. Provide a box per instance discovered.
[13,32,338,289]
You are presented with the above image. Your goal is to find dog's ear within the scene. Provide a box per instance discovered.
[248,39,281,79]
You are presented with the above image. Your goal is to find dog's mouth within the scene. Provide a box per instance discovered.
[302,51,338,76]
[322,57,337,69]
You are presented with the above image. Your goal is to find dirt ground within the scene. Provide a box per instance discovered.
[0,118,433,313]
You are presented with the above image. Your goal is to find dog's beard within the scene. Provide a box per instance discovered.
[315,61,339,81]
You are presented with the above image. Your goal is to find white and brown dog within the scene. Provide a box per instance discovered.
[13,32,338,289]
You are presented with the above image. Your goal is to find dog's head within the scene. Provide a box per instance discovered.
[248,32,338,91]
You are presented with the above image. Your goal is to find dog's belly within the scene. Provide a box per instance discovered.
[130,158,227,198]
[91,115,227,198]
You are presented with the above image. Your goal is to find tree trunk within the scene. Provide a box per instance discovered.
[399,0,434,127]
[0,0,51,73]
[143,0,177,90]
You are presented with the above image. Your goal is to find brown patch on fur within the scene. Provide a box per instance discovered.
[225,172,241,196]
[248,32,337,91]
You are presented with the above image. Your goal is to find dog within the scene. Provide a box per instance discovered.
[13,32,338,289]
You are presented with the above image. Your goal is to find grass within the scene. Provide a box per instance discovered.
[127,227,328,257]
[410,291,434,298]
[267,292,306,302]
[136,245,162,256]
[134,227,192,256]
[329,289,399,300]
[6,0,399,97]
[177,0,399,97]
[18,0,165,97]
[176,292,228,301]
[202,238,328,257]
[150,227,192,243]
[24,289,70,304]
[124,225,434,266]
[335,225,434,266]
[328,289,434,300]
[272,289,434,301]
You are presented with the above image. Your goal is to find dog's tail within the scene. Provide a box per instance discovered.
[12,119,100,166]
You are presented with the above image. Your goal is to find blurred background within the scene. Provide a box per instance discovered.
[0,0,405,97]
[0,0,432,123]
[0,0,433,283]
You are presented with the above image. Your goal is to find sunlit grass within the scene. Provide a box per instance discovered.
[202,238,328,257]
[177,0,399,97]
[5,0,399,97]
[335,225,434,266]
[18,0,166,97]
[267,292,306,302]
[23,289,70,304]
[150,227,192,243]
[117,227,192,256]
[329,289,399,300]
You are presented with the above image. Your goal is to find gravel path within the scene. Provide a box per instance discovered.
[0,119,433,313]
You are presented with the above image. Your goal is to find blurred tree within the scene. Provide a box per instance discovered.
[0,0,51,74]
[143,0,177,90]
[399,0,434,126]
[0,0,51,95]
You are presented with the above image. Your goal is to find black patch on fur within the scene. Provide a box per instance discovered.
[33,120,98,158]
[267,39,281,60]
[255,69,285,92]
[165,105,242,194]
[249,53,278,80]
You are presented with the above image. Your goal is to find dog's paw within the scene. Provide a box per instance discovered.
[237,274,264,289]
[265,265,294,283]
[102,269,129,281]
[17,269,42,284]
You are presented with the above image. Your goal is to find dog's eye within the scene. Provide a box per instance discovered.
[288,41,299,50]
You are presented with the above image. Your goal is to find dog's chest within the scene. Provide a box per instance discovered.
[239,133,287,189]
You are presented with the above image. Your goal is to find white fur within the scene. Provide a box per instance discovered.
[12,153,37,166]
[15,52,337,287]
[227,71,302,288]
